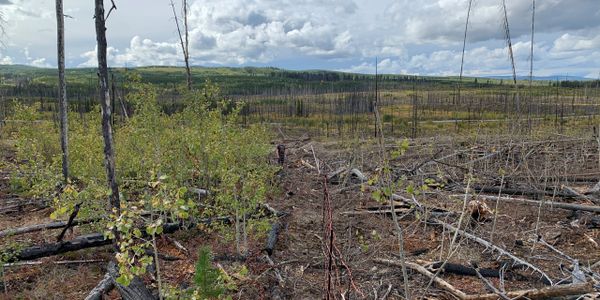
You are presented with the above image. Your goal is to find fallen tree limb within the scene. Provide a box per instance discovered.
[430,219,553,285]
[453,194,600,213]
[57,202,82,242]
[84,272,114,300]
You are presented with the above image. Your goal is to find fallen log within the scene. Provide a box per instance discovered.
[3,259,104,268]
[14,233,111,261]
[454,194,600,213]
[9,218,229,262]
[108,261,155,300]
[84,272,114,300]
[0,218,98,238]
[0,199,47,214]
[430,219,553,285]
[429,261,500,278]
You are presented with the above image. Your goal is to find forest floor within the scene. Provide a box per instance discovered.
[1,132,600,299]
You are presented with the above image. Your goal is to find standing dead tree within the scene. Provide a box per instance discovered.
[94,3,155,298]
[170,0,192,90]
[55,0,70,182]
[529,0,535,88]
[94,0,120,216]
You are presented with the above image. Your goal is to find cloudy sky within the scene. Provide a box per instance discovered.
[0,0,599,77]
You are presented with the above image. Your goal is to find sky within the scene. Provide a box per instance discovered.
[0,0,599,78]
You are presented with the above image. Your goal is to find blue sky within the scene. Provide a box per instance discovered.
[0,0,599,78]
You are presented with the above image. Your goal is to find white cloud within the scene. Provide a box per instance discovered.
[30,57,50,68]
[0,54,13,65]
[0,0,597,77]
[552,32,600,52]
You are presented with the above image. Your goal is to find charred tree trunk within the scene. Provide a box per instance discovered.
[94,0,120,216]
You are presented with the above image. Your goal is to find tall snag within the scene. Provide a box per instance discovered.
[55,0,69,182]
[94,0,120,216]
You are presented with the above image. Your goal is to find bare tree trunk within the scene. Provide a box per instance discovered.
[55,0,69,182]
[183,0,191,90]
[170,0,192,90]
[94,0,120,215]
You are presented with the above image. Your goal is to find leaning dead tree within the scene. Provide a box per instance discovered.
[501,0,520,115]
[55,0,70,182]
[170,0,192,90]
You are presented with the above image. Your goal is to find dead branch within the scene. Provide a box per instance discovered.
[430,218,553,285]
[57,202,82,242]
[470,262,510,300]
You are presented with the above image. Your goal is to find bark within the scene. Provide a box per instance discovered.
[264,222,281,256]
[84,272,114,300]
[108,261,156,300]
[55,0,69,182]
[94,0,120,215]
